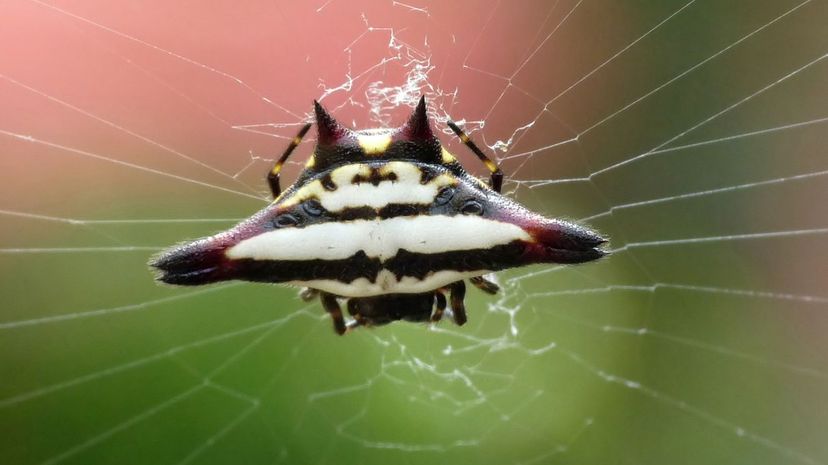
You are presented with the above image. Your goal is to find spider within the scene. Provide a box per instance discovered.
[151,97,607,334]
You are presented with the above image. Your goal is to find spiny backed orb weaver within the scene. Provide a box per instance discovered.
[151,97,607,335]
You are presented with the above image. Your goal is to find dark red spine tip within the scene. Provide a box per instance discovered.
[397,95,435,141]
[314,100,351,145]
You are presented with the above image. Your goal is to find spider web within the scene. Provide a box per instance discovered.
[1,0,826,464]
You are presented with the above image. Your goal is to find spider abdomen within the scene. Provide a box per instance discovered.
[151,97,607,334]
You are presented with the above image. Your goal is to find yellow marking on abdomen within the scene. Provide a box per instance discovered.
[358,134,392,155]
[277,162,456,211]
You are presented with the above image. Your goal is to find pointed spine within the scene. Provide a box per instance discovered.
[398,95,435,141]
[314,100,351,145]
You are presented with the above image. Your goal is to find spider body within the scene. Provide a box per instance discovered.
[151,97,607,334]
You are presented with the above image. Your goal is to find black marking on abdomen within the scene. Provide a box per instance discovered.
[321,173,337,191]
[230,241,526,285]
[383,242,525,280]
[378,204,427,219]
[276,201,448,226]
[236,250,381,284]
[351,166,397,186]
[332,204,430,221]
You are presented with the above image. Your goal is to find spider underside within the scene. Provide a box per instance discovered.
[300,277,498,333]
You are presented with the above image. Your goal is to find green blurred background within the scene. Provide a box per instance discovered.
[1,1,826,464]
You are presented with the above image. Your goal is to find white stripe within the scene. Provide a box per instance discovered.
[280,162,455,211]
[321,174,451,211]
[226,215,531,262]
[292,270,487,297]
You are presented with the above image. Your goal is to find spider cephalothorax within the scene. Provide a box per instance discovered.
[151,97,607,334]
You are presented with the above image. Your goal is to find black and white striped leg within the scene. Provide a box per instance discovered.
[470,276,499,295]
[448,281,468,326]
[446,120,503,193]
[320,292,347,335]
[431,290,447,323]
[267,122,312,198]
[447,122,505,287]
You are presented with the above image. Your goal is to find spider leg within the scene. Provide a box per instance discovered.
[320,292,347,335]
[446,120,503,193]
[469,276,499,295]
[345,318,362,332]
[267,122,312,198]
[346,299,369,331]
[299,287,319,302]
[431,290,447,323]
[448,281,468,326]
[445,123,506,299]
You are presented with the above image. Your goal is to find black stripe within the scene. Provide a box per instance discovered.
[327,204,431,221]
[321,173,337,191]
[337,206,376,221]
[300,139,444,178]
[351,167,397,186]
[383,242,525,279]
[377,204,428,219]
[270,170,492,227]
[236,250,381,283]
[291,160,472,197]
[231,242,526,285]
[271,202,452,227]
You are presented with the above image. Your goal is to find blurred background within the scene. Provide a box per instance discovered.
[1,1,826,464]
